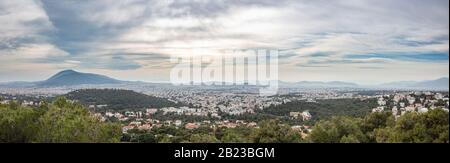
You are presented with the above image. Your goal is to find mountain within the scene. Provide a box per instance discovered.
[279,81,359,88]
[0,70,447,90]
[36,70,122,87]
[379,78,449,90]
[410,77,449,89]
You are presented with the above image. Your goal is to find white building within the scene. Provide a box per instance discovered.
[418,107,429,113]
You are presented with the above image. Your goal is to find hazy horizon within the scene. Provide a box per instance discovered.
[0,68,448,86]
[0,0,449,85]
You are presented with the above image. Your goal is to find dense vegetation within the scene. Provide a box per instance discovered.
[123,120,303,143]
[309,109,449,143]
[1,97,448,143]
[0,98,121,143]
[124,109,449,143]
[65,89,180,111]
[259,99,378,122]
[150,98,380,125]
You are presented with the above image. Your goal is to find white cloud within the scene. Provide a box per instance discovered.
[0,0,54,39]
[0,0,72,82]
[0,0,448,83]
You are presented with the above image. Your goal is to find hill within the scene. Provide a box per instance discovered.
[257,98,378,122]
[36,70,122,87]
[65,89,180,111]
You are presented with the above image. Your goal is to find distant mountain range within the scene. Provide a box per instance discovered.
[0,69,448,90]
[279,81,359,88]
[377,77,449,90]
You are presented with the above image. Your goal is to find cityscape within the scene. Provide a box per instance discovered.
[0,69,448,143]
[0,0,449,146]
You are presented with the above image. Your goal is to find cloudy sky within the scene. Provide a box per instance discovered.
[0,0,448,84]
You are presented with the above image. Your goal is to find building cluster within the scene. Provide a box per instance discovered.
[289,111,312,121]
[372,92,449,118]
[100,109,259,133]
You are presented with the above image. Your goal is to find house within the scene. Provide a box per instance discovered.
[377,98,386,106]
[185,123,199,130]
[105,112,114,117]
[174,120,182,127]
[146,108,158,115]
[418,107,429,113]
[291,125,302,131]
[130,121,142,126]
[372,107,384,113]
[405,106,415,112]
[301,111,312,121]
[222,122,237,128]
[392,106,398,116]
[247,122,257,127]
[289,112,301,119]
[138,124,152,130]
[122,125,135,133]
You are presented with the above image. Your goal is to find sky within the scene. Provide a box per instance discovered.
[0,0,448,84]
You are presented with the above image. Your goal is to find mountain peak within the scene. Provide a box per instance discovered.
[47,69,81,81]
[38,70,122,87]
[59,69,77,73]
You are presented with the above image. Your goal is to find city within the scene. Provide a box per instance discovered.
[1,73,448,143]
[0,0,449,146]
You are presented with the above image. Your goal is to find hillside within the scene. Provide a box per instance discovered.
[65,89,179,111]
[258,98,378,122]
[37,70,122,87]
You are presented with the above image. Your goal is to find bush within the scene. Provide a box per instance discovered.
[0,98,121,143]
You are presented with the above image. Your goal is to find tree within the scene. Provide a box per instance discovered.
[340,135,361,143]
[250,120,302,143]
[0,105,40,142]
[308,116,367,143]
[221,129,251,143]
[189,134,220,143]
[309,108,449,143]
[138,133,156,143]
[1,97,122,143]
[361,112,395,142]
[35,97,121,143]
[374,109,449,143]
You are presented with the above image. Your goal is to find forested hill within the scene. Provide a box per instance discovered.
[258,98,379,122]
[65,89,179,111]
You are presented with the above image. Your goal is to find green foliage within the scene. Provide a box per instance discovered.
[309,109,449,143]
[65,89,180,111]
[361,112,395,142]
[0,97,121,143]
[375,109,449,143]
[126,120,303,143]
[250,120,303,143]
[189,134,220,143]
[0,104,41,142]
[220,128,252,143]
[2,95,447,143]
[259,99,378,122]
[308,116,367,143]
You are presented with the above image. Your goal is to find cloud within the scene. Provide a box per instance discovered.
[345,52,449,62]
[0,0,449,83]
[0,0,73,81]
[0,0,65,57]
